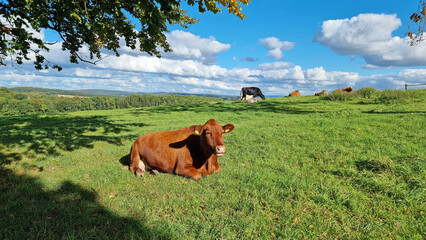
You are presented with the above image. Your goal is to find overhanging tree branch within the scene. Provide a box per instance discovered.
[0,0,251,71]
[408,0,426,46]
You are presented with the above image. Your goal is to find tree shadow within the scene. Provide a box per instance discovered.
[131,100,325,115]
[0,152,22,166]
[0,114,146,163]
[0,167,172,239]
[362,110,426,114]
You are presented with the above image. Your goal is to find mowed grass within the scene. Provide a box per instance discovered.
[1,92,425,239]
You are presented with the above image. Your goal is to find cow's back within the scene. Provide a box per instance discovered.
[289,90,300,96]
[135,128,193,173]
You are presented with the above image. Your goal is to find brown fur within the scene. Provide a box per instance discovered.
[333,87,353,93]
[315,90,327,96]
[288,90,300,97]
[130,119,234,180]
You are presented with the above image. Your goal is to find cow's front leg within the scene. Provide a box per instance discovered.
[209,157,221,173]
[197,165,209,175]
[213,163,221,173]
[175,165,202,180]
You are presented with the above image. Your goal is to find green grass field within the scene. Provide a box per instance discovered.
[1,91,425,239]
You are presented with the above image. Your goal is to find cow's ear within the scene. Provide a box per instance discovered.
[223,124,234,134]
[190,125,202,135]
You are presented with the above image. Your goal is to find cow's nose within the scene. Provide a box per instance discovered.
[216,145,226,156]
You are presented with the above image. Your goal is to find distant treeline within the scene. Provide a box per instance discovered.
[11,86,239,100]
[0,87,223,116]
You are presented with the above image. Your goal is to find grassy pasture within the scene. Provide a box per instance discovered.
[0,91,425,239]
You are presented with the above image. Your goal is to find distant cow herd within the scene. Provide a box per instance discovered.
[287,87,353,97]
[126,86,354,180]
[238,86,353,102]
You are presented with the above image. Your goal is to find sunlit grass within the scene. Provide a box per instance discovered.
[1,91,425,239]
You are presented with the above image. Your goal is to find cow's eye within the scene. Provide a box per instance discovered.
[205,131,211,135]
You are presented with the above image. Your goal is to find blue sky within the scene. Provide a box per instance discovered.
[1,0,426,96]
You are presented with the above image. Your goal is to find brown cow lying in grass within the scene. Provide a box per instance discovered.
[333,86,353,93]
[130,119,235,180]
[315,90,327,96]
[288,90,300,96]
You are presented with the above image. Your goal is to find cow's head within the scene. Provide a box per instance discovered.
[190,119,234,157]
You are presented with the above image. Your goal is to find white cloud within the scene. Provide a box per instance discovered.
[257,61,294,70]
[1,26,425,97]
[164,30,230,65]
[253,65,306,82]
[305,67,358,85]
[96,54,229,79]
[259,37,295,60]
[357,69,426,90]
[363,38,426,67]
[172,76,238,91]
[315,14,401,55]
[3,59,425,96]
[8,29,230,70]
[305,67,328,81]
[315,13,426,68]
[397,68,426,81]
[75,68,112,78]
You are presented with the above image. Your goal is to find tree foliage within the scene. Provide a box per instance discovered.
[0,0,250,70]
[408,0,426,46]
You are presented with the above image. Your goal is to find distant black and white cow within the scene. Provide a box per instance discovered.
[240,87,265,100]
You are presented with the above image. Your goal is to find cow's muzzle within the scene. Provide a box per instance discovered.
[215,145,226,157]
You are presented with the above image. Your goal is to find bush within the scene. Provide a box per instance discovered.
[92,96,117,110]
[376,89,420,104]
[0,97,19,115]
[354,87,379,99]
[320,87,424,104]
[320,91,354,101]
[16,99,37,114]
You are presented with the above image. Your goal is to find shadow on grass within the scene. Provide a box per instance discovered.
[0,152,22,165]
[0,114,146,163]
[131,100,325,115]
[362,110,426,114]
[0,167,172,239]
[119,152,131,168]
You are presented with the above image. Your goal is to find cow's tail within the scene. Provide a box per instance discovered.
[130,142,145,177]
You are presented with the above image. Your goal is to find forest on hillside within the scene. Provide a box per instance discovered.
[0,87,223,116]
